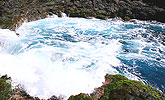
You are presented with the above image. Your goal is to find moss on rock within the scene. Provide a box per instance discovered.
[68,93,93,100]
[101,74,165,100]
[95,14,107,20]
[0,74,164,100]
[69,74,165,100]
[0,75,12,100]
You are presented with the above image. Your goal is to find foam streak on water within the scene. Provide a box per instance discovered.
[0,16,164,99]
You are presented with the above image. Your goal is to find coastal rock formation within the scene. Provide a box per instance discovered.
[0,75,12,100]
[0,75,63,100]
[0,0,164,30]
[68,74,165,100]
[0,74,165,100]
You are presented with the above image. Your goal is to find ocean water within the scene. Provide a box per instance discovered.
[0,15,164,99]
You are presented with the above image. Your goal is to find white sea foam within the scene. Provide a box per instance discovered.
[0,19,122,99]
[0,16,164,99]
[0,38,121,99]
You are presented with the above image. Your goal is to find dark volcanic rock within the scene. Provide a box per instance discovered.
[0,0,164,30]
[142,0,165,8]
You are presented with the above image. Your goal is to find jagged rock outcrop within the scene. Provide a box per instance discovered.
[0,0,164,30]
[68,74,165,100]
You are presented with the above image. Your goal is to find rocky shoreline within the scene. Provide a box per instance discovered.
[0,0,165,31]
[0,0,165,100]
[0,74,165,100]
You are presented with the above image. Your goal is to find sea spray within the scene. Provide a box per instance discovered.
[0,16,164,99]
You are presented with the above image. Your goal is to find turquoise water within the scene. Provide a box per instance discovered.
[0,16,164,98]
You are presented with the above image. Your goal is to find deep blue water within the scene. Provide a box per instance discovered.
[0,17,164,98]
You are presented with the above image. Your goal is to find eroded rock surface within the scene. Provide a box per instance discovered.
[0,0,164,30]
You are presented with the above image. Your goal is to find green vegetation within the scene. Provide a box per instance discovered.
[124,16,131,21]
[105,74,128,82]
[0,75,37,100]
[69,74,165,100]
[0,74,164,100]
[68,93,93,100]
[95,14,106,19]
[0,75,12,100]
[100,74,165,100]
[20,3,25,8]
[46,2,57,6]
